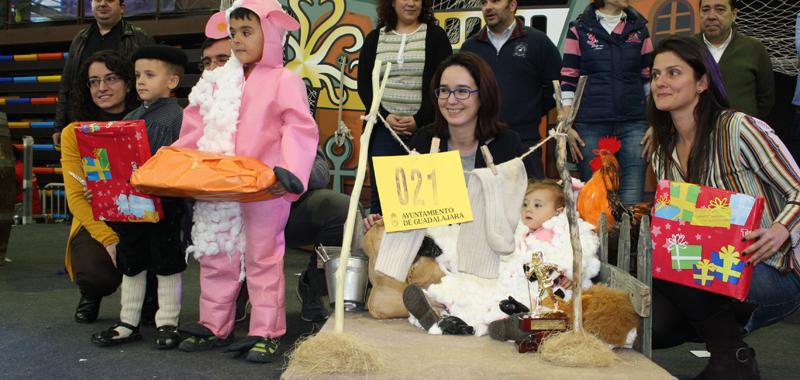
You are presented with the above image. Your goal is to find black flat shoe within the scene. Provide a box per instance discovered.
[75,293,102,324]
[91,322,142,347]
[155,325,180,349]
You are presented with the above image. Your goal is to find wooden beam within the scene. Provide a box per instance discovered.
[0,14,211,47]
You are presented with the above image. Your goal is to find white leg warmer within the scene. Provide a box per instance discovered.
[155,273,182,327]
[117,271,147,336]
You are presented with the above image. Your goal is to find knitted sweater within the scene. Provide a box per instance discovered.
[358,23,452,128]
[697,30,774,118]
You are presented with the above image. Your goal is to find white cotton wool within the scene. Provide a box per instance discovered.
[419,212,602,336]
[184,53,248,278]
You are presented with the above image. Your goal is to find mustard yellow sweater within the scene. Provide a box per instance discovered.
[61,122,118,280]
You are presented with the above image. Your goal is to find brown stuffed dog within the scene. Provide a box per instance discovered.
[362,220,445,319]
[543,284,639,347]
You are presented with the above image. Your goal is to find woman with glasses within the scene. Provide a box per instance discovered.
[60,50,139,324]
[358,0,452,219]
[364,52,529,230]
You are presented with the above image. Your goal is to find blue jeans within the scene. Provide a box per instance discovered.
[574,120,648,205]
[743,263,800,334]
[367,122,410,215]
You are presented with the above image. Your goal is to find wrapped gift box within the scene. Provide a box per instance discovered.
[75,120,164,222]
[651,180,764,300]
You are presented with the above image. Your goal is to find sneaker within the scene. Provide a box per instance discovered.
[177,323,232,352]
[488,315,530,342]
[178,334,232,352]
[402,284,438,331]
[246,337,280,363]
[296,271,329,322]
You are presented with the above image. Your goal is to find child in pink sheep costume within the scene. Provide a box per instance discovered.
[174,0,318,363]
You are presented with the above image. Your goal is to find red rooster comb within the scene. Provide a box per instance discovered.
[589,136,621,172]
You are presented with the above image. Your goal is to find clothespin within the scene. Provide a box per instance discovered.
[430,137,440,154]
[480,145,497,175]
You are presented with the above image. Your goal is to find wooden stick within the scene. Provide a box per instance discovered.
[334,60,392,334]
[552,77,587,332]
[430,137,440,154]
[480,145,497,175]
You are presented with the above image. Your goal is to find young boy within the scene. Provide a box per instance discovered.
[174,0,318,363]
[91,45,188,349]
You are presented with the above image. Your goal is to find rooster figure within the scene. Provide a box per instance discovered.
[576,136,625,228]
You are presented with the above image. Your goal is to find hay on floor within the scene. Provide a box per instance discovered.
[539,329,616,367]
[286,331,384,375]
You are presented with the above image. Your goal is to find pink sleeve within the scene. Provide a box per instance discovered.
[276,71,320,202]
[172,104,204,149]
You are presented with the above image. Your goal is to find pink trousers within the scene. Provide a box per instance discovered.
[197,200,290,338]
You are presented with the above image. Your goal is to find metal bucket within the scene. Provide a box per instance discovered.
[318,245,369,308]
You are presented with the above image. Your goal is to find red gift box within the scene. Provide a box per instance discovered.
[75,120,164,223]
[651,180,764,300]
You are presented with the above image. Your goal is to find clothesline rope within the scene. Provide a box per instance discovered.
[370,111,567,164]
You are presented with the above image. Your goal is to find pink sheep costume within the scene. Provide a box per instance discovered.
[173,0,318,342]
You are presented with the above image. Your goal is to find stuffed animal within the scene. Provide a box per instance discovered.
[542,284,639,348]
[362,220,445,319]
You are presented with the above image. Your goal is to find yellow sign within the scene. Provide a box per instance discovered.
[373,151,473,232]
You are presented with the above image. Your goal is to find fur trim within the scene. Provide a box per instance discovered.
[185,53,247,280]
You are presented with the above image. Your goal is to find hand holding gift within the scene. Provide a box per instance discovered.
[743,223,791,266]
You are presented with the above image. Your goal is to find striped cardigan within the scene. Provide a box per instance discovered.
[652,111,800,275]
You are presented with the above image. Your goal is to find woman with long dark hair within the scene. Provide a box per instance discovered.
[359,0,452,224]
[649,36,800,379]
[61,50,138,323]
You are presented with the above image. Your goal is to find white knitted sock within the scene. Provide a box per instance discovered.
[155,273,182,327]
[116,271,147,337]
[457,158,527,278]
[374,229,426,281]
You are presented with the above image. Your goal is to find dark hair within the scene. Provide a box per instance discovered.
[699,0,738,10]
[647,36,730,183]
[131,45,188,78]
[377,0,435,31]
[201,37,227,53]
[593,0,606,7]
[71,50,138,121]
[431,52,506,141]
[230,7,259,22]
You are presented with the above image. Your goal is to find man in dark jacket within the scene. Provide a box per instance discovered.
[697,0,773,119]
[53,0,154,146]
[461,0,562,179]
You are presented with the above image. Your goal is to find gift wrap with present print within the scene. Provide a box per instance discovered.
[75,120,164,222]
[651,180,764,300]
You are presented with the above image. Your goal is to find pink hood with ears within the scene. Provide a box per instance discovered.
[204,0,299,68]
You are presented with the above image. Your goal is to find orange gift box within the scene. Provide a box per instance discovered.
[131,147,277,202]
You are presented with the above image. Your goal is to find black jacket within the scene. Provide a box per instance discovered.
[357,23,452,128]
[409,124,534,177]
[461,18,562,142]
[55,20,154,131]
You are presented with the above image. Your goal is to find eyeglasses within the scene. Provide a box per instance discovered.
[87,74,122,89]
[199,55,230,70]
[435,86,479,100]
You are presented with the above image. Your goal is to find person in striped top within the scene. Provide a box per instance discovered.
[560,0,653,206]
[649,36,800,379]
[358,0,452,219]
